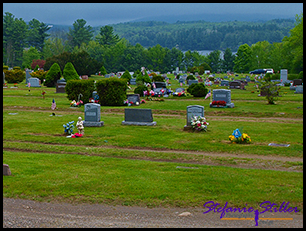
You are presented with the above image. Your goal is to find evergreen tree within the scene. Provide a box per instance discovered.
[95,25,120,47]
[234,44,252,73]
[63,62,80,82]
[67,19,93,48]
[27,18,51,52]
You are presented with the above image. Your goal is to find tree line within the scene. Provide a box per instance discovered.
[3,12,303,75]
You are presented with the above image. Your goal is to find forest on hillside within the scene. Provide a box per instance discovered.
[106,19,295,51]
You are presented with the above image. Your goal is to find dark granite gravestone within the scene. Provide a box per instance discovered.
[127,94,140,105]
[122,108,156,126]
[83,103,104,127]
[56,79,66,93]
[229,81,241,89]
[292,79,303,86]
[183,105,204,131]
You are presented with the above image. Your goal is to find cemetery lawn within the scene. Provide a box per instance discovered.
[3,76,303,212]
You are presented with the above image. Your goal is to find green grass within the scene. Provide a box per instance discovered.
[3,151,303,210]
[3,76,303,211]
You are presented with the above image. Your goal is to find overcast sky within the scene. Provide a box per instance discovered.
[3,3,303,26]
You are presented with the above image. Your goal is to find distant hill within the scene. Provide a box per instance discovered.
[47,16,295,52]
[130,13,295,24]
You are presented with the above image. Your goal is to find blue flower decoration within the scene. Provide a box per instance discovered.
[233,129,241,138]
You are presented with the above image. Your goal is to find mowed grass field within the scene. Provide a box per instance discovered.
[3,74,303,212]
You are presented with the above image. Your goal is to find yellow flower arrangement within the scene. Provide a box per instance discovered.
[229,129,251,144]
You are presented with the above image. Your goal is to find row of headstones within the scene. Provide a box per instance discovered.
[82,102,206,128]
[82,89,235,128]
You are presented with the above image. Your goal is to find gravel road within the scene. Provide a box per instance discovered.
[3,198,303,228]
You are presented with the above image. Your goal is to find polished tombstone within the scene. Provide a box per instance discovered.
[183,105,204,131]
[210,89,234,108]
[122,108,156,126]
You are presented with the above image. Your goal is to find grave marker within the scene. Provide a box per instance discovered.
[83,103,104,127]
[183,105,204,131]
[122,108,156,126]
[210,89,234,108]
[127,94,140,105]
[28,77,41,87]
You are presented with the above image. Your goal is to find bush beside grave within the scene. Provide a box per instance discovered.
[44,63,62,87]
[187,83,208,97]
[134,85,148,97]
[65,79,95,103]
[30,69,48,83]
[121,70,132,83]
[63,62,80,82]
[96,77,127,106]
[151,75,164,82]
[3,69,25,83]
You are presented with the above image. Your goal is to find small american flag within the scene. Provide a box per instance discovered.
[205,90,211,100]
[51,98,56,110]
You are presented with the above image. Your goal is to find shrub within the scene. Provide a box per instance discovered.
[134,85,148,97]
[186,75,195,80]
[65,79,95,103]
[30,69,48,82]
[44,63,62,87]
[63,62,80,82]
[3,65,9,71]
[152,75,164,82]
[96,77,127,106]
[136,70,151,84]
[33,65,39,72]
[13,66,21,70]
[287,74,299,80]
[187,83,208,97]
[99,66,107,75]
[3,69,25,83]
[121,70,132,83]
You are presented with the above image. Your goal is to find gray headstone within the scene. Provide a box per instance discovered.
[280,69,288,83]
[211,89,234,108]
[220,80,229,86]
[294,85,303,94]
[26,70,31,84]
[188,80,198,86]
[122,108,156,126]
[3,72,5,84]
[186,105,204,127]
[127,94,140,104]
[83,103,104,127]
[175,88,185,93]
[130,78,136,85]
[229,81,241,89]
[28,77,41,87]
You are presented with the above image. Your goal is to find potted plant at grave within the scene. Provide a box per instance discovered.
[229,128,251,144]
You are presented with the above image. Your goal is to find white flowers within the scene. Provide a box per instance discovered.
[190,115,209,132]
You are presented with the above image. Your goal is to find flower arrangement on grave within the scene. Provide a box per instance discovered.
[3,83,7,88]
[63,121,74,135]
[211,100,226,106]
[173,90,186,97]
[229,128,251,144]
[13,83,18,87]
[190,115,209,132]
[70,99,83,107]
[89,98,99,103]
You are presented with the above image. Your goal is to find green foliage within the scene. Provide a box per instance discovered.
[136,71,151,84]
[187,83,208,97]
[3,69,25,83]
[68,19,93,48]
[287,74,299,80]
[22,47,41,69]
[234,44,253,73]
[34,65,39,72]
[13,66,21,70]
[134,84,148,97]
[3,65,9,71]
[30,69,48,82]
[65,79,95,103]
[186,75,195,80]
[95,25,120,47]
[44,63,62,87]
[99,65,107,75]
[121,70,132,82]
[151,75,164,82]
[298,71,303,80]
[259,75,281,104]
[63,62,80,82]
[96,77,127,106]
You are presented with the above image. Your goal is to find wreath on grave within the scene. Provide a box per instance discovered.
[190,115,209,132]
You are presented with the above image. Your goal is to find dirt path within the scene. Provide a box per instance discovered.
[3,198,303,228]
